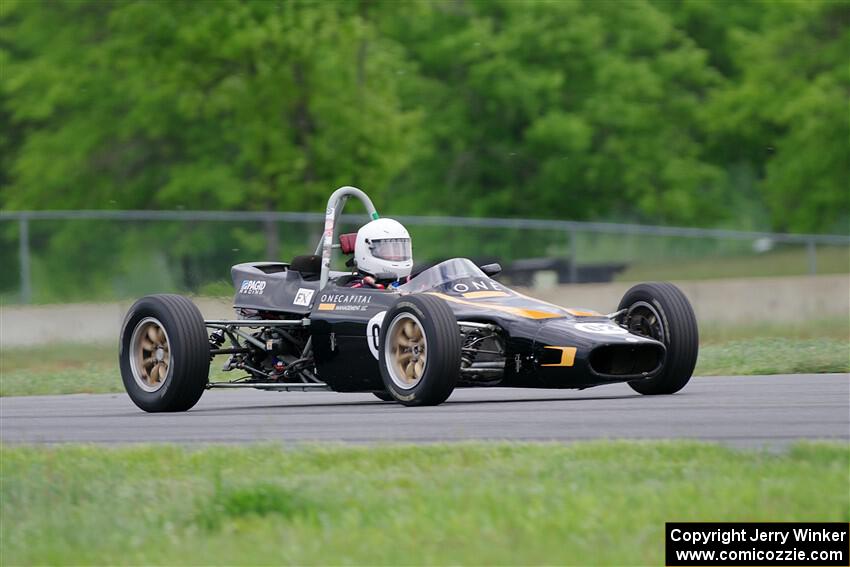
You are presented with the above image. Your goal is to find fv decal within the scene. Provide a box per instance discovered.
[293,288,315,307]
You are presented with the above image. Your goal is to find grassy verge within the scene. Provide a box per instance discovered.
[696,338,849,376]
[0,343,117,397]
[1,319,847,396]
[615,246,849,281]
[697,317,848,343]
[0,343,229,397]
[694,318,848,376]
[1,442,847,565]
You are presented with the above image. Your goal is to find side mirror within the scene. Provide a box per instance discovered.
[480,263,502,277]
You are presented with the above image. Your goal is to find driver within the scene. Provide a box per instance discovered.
[347,218,413,289]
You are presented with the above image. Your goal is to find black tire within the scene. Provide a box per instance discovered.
[617,282,699,395]
[372,391,395,402]
[378,294,461,406]
[119,294,210,412]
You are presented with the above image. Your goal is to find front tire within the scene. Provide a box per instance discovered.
[617,282,698,395]
[119,294,210,412]
[378,294,461,406]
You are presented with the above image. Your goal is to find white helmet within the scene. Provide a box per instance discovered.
[354,218,413,280]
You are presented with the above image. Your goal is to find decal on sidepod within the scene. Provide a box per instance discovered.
[293,288,315,307]
[366,311,387,359]
[239,280,267,295]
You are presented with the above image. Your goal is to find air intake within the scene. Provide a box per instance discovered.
[589,343,665,377]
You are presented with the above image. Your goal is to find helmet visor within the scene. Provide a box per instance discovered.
[370,238,411,261]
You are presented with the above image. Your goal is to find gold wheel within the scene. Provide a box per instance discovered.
[384,313,427,390]
[129,317,171,392]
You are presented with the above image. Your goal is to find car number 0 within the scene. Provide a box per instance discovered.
[366,311,387,360]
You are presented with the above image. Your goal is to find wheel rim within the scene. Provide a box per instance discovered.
[625,301,665,343]
[384,313,427,390]
[129,317,171,393]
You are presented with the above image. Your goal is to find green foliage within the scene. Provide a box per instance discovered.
[2,0,418,212]
[3,0,846,228]
[698,0,850,233]
[0,0,847,299]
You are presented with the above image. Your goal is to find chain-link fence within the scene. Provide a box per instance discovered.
[1,210,848,304]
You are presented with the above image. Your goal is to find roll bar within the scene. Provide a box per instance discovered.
[316,186,379,288]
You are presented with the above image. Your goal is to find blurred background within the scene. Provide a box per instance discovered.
[0,0,848,347]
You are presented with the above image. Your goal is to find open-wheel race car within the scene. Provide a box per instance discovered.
[119,187,699,412]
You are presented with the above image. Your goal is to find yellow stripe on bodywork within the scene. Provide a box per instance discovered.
[462,291,511,299]
[511,290,601,317]
[318,303,336,311]
[426,292,564,320]
[565,308,602,317]
[541,346,577,367]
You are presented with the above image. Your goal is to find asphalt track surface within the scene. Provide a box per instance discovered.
[1,374,847,447]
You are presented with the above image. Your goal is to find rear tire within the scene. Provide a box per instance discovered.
[373,391,395,402]
[617,282,698,395]
[119,294,210,412]
[378,294,461,406]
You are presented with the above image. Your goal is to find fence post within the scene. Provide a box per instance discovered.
[806,238,817,275]
[263,217,280,260]
[568,228,578,284]
[19,216,32,304]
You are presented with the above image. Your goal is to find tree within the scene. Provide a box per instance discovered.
[1,0,420,298]
[377,1,729,226]
[701,0,850,233]
[1,0,847,301]
[3,0,418,208]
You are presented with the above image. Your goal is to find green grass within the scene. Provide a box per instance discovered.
[696,338,849,376]
[694,318,849,376]
[1,319,847,396]
[0,343,229,397]
[616,246,849,281]
[698,317,849,343]
[0,343,117,396]
[1,442,846,565]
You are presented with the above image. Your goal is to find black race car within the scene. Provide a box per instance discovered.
[119,187,699,412]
